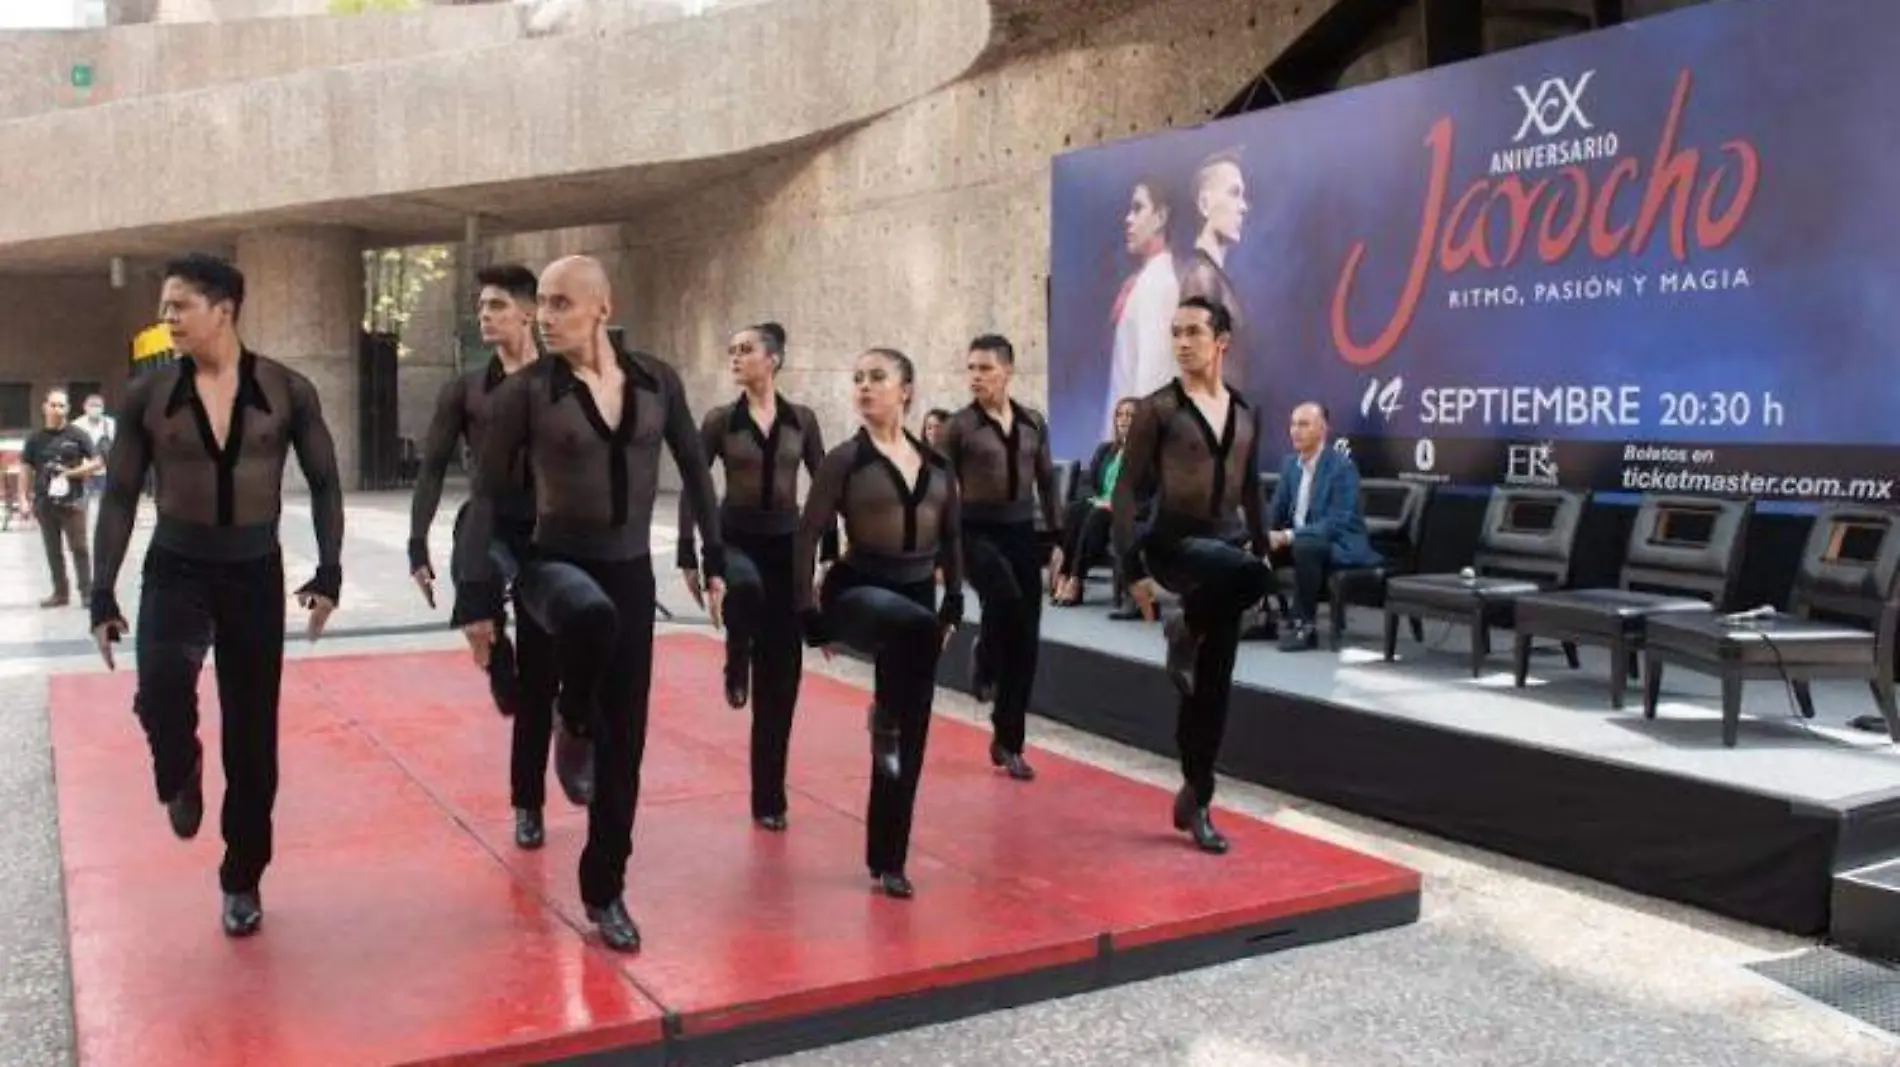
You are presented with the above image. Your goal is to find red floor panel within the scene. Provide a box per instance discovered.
[48,634,1420,1067]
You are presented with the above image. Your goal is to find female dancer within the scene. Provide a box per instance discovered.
[795,348,963,899]
[679,322,828,832]
[1053,396,1137,606]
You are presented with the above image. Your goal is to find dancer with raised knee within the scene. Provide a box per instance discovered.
[1112,296,1272,854]
[89,253,344,936]
[939,333,1060,780]
[409,263,574,850]
[678,321,831,832]
[795,348,963,899]
[457,256,726,951]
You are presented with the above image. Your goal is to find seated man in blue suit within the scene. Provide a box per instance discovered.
[1265,402,1381,651]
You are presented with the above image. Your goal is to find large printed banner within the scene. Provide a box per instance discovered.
[1048,0,1900,504]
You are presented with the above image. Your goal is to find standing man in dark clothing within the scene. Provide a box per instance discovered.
[23,388,99,607]
[409,263,578,851]
[457,255,726,953]
[939,334,1060,781]
[1112,296,1272,855]
[90,253,345,937]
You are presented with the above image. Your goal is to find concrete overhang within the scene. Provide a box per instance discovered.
[0,0,993,271]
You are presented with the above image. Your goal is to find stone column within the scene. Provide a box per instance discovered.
[235,227,365,491]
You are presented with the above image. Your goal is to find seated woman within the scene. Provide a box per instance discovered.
[1052,396,1136,606]
[795,348,963,899]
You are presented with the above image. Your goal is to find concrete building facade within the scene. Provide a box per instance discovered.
[0,0,1705,485]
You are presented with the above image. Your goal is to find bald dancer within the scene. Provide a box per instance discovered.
[457,256,727,952]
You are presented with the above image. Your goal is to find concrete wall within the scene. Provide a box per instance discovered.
[0,275,141,432]
[487,0,1324,485]
[0,3,519,120]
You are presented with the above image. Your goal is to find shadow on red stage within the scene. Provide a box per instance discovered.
[48,633,1420,1067]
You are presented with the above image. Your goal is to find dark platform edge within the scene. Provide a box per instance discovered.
[546,892,1417,1067]
[944,626,1900,941]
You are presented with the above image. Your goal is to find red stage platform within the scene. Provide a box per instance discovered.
[48,633,1420,1067]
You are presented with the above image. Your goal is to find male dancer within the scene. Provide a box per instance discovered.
[90,252,345,935]
[458,255,726,952]
[1112,296,1272,854]
[939,333,1060,781]
[409,263,577,850]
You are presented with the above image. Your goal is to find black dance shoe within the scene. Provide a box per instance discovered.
[488,632,520,718]
[1171,786,1230,854]
[989,742,1036,781]
[725,650,750,709]
[1163,614,1200,697]
[967,640,995,704]
[586,899,641,952]
[755,813,788,833]
[874,871,914,899]
[514,807,544,850]
[868,703,902,781]
[167,757,204,840]
[222,891,263,937]
[554,720,595,808]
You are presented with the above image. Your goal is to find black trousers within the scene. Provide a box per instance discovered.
[1269,537,1332,623]
[964,519,1041,754]
[36,502,89,598]
[133,546,285,894]
[821,562,942,876]
[452,505,560,811]
[1058,501,1113,581]
[721,531,802,819]
[1145,536,1273,807]
[512,553,656,908]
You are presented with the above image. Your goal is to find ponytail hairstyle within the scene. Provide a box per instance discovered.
[865,347,915,413]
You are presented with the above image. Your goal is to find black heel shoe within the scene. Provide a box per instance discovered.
[554,718,595,807]
[585,899,642,952]
[221,891,262,938]
[514,807,544,850]
[1163,614,1200,696]
[988,741,1036,781]
[868,703,901,781]
[1172,786,1229,854]
[167,756,204,840]
[874,871,914,899]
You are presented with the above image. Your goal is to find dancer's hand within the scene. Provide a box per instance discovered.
[462,619,496,669]
[298,591,336,643]
[1130,578,1159,622]
[92,618,126,671]
[411,565,436,609]
[706,576,726,630]
[681,568,704,608]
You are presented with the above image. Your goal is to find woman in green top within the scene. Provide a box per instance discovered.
[1053,397,1138,606]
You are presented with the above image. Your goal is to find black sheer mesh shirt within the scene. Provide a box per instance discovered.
[1110,379,1268,580]
[91,349,345,625]
[454,342,723,623]
[794,429,964,623]
[939,400,1060,529]
[677,393,832,569]
[408,355,537,574]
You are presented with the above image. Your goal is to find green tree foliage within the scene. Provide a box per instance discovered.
[363,246,452,358]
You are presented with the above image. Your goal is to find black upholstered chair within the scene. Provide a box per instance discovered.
[1642,503,1900,747]
[1322,478,1433,650]
[1382,487,1588,677]
[1510,494,1751,708]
